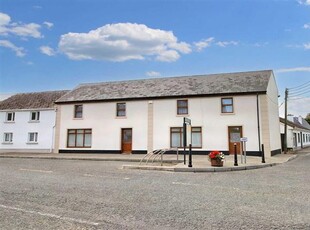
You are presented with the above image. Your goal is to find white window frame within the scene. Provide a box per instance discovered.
[5,112,15,122]
[28,132,38,143]
[3,133,13,143]
[30,111,40,122]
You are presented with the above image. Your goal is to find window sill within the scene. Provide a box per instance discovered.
[26,142,38,145]
[28,121,40,123]
[73,118,83,120]
[115,116,127,119]
[2,142,13,145]
[176,114,189,117]
[221,113,235,115]
[4,121,15,124]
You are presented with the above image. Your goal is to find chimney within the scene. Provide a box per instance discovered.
[287,114,294,122]
[298,116,303,124]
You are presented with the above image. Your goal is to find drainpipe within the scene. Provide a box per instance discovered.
[256,94,261,153]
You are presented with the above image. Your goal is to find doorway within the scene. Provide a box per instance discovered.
[121,128,132,154]
[228,126,242,154]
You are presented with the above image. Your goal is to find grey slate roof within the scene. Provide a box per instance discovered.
[0,90,69,110]
[56,70,273,103]
[280,117,310,131]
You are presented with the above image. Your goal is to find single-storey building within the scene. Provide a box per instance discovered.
[0,91,68,153]
[280,116,310,150]
[54,70,281,158]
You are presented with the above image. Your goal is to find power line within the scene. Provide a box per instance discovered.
[288,80,310,90]
[288,84,310,93]
[288,90,310,97]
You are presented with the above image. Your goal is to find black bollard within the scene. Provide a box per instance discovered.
[234,143,238,166]
[188,144,192,167]
[261,144,266,163]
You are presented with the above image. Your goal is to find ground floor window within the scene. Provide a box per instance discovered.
[28,132,38,143]
[67,129,92,148]
[170,127,202,148]
[3,133,13,143]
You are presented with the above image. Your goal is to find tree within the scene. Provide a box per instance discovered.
[306,113,310,124]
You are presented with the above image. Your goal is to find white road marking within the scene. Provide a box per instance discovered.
[19,168,53,173]
[172,181,199,186]
[83,173,130,180]
[0,204,99,226]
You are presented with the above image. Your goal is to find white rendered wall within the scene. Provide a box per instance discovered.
[266,73,282,153]
[58,101,148,151]
[0,109,56,152]
[152,95,260,152]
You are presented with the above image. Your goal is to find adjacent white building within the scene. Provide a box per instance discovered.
[55,70,281,157]
[280,116,310,150]
[0,91,68,153]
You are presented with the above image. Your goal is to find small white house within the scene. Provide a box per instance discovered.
[0,91,68,153]
[280,116,310,150]
[55,70,281,158]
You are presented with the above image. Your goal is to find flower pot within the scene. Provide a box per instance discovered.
[210,159,223,167]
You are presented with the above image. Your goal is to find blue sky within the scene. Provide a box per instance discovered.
[0,0,310,117]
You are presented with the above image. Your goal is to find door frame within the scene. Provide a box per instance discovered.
[121,128,132,154]
[228,126,243,154]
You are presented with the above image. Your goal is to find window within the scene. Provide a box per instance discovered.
[6,112,15,122]
[74,105,83,118]
[221,98,233,113]
[28,132,38,143]
[30,111,40,121]
[298,133,300,143]
[171,127,183,148]
[3,133,13,143]
[191,127,202,148]
[170,127,202,148]
[177,100,188,115]
[116,103,126,117]
[67,129,92,148]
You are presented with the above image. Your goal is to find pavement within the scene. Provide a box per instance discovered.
[0,148,308,172]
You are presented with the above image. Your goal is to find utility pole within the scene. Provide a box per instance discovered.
[284,88,288,154]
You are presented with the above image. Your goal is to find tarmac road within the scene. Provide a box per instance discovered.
[0,152,309,229]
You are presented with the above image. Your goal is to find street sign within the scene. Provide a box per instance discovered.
[240,137,248,142]
[184,117,191,125]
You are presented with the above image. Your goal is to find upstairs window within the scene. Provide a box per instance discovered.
[221,98,234,113]
[74,105,83,118]
[116,103,126,117]
[6,112,15,122]
[28,132,38,143]
[30,111,40,121]
[177,100,188,115]
[3,133,13,143]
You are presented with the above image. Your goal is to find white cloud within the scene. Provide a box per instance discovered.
[40,46,56,56]
[276,67,310,73]
[58,23,191,62]
[0,12,42,38]
[193,37,214,51]
[43,21,53,29]
[0,40,25,57]
[298,0,310,5]
[146,71,161,77]
[216,41,238,47]
[304,43,310,49]
[304,23,310,29]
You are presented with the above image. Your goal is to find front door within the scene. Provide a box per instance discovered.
[121,128,132,154]
[228,126,242,154]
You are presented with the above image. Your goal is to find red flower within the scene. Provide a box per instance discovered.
[209,151,221,159]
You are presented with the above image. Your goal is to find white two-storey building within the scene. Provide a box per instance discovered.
[0,91,68,153]
[55,70,281,158]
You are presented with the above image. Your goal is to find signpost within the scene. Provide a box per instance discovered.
[240,137,248,164]
[183,117,191,165]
